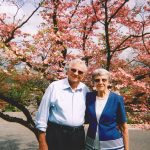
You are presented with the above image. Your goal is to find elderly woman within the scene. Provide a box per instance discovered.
[85,68,129,150]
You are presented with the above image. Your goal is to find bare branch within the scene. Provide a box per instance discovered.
[124,59,136,66]
[12,1,25,24]
[0,17,5,24]
[4,1,43,44]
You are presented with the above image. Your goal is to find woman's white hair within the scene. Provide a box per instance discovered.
[92,68,111,81]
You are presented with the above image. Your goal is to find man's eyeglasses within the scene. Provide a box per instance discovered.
[70,68,84,75]
[94,78,108,83]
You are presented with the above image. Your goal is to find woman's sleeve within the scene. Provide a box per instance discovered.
[84,93,89,124]
[117,96,127,124]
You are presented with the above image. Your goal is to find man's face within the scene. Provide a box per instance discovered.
[67,63,86,84]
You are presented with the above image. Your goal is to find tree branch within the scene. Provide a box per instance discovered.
[91,0,100,23]
[0,112,38,140]
[52,0,59,33]
[112,32,150,53]
[82,15,96,51]
[141,22,150,54]
[0,94,35,126]
[69,0,81,24]
[104,0,111,70]
[135,72,150,81]
[108,0,128,23]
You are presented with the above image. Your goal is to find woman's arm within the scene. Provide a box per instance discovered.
[119,122,129,150]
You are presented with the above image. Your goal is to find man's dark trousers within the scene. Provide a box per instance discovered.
[46,122,85,150]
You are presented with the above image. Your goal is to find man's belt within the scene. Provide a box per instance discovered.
[48,121,84,132]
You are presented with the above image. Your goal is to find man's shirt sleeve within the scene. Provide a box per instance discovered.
[35,84,53,132]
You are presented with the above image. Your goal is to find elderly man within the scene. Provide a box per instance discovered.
[35,59,89,150]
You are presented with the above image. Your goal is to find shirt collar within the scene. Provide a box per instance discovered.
[62,78,83,91]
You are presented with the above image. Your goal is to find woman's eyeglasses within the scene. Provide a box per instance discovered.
[70,68,84,75]
[94,78,108,83]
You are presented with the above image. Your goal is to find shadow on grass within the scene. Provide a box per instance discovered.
[0,139,19,150]
[0,138,38,150]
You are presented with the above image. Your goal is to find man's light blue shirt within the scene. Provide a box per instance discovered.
[35,78,89,132]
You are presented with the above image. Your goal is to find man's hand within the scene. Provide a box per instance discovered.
[39,142,48,150]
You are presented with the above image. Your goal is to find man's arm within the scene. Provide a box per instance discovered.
[35,84,53,150]
[38,131,48,150]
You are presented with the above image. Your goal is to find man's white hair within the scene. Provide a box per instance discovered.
[64,59,87,73]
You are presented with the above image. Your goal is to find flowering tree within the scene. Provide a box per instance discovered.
[30,0,149,124]
[0,0,44,139]
[0,0,150,139]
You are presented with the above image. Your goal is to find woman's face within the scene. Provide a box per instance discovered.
[94,75,109,92]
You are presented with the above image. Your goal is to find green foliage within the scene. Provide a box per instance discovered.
[126,117,134,124]
[120,87,131,94]
[4,104,20,112]
[0,70,49,110]
[7,88,25,101]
